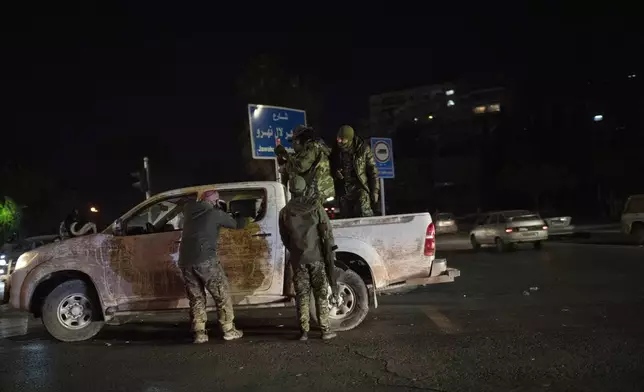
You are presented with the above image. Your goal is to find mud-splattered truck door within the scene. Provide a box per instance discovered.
[111,183,286,310]
[216,184,286,304]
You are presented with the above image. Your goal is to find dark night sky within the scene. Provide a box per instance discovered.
[1,6,639,233]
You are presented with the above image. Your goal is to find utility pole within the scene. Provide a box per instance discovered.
[143,156,151,200]
[131,157,151,200]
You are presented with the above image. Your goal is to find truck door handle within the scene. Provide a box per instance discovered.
[252,233,272,237]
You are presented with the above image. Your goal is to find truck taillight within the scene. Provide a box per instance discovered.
[424,223,436,256]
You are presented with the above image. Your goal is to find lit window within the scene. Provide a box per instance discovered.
[473,106,486,114]
[427,114,434,120]
[447,100,455,107]
[593,114,603,122]
[487,103,501,112]
[445,89,455,96]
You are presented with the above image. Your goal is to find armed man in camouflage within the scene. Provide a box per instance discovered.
[278,176,337,341]
[179,190,247,344]
[331,125,380,218]
[274,125,335,205]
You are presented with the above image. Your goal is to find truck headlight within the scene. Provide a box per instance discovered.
[15,252,38,271]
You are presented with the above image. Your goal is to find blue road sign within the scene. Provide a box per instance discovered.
[248,104,307,159]
[370,137,395,179]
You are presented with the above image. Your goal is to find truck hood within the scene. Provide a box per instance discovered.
[21,234,112,269]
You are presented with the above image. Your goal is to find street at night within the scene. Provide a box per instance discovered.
[2,241,643,392]
[1,9,641,392]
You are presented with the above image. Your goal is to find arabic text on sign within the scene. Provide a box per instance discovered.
[272,112,290,121]
[255,128,275,139]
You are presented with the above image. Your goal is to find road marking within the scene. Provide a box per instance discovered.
[422,306,459,334]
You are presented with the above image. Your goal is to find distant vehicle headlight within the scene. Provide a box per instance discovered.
[14,252,38,271]
[0,259,6,266]
[0,268,5,275]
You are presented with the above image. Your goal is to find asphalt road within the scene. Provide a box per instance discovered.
[2,241,644,392]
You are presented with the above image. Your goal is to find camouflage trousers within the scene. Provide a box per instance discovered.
[181,260,235,333]
[340,189,373,218]
[293,260,331,332]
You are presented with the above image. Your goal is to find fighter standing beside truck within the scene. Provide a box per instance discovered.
[179,190,247,344]
[279,176,338,341]
[331,125,380,218]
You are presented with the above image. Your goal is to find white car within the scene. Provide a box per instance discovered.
[435,213,459,234]
[470,210,548,252]
[621,194,644,244]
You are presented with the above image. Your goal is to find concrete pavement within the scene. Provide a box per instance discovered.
[2,243,644,391]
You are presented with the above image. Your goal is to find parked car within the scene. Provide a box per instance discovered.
[4,181,459,342]
[470,210,548,252]
[435,212,459,234]
[621,194,644,244]
[543,216,574,236]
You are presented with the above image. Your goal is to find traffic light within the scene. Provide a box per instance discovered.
[131,169,149,194]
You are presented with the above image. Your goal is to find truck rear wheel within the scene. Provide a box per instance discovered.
[309,267,369,332]
[41,279,104,342]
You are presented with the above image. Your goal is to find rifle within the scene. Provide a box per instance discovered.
[318,222,339,299]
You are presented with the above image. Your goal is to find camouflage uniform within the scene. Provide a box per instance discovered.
[179,197,246,343]
[277,126,335,205]
[331,125,380,218]
[278,176,336,340]
[181,259,235,334]
[293,260,330,333]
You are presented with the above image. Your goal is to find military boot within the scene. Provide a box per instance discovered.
[223,327,243,341]
[321,331,337,340]
[193,331,209,344]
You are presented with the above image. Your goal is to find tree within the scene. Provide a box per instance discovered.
[0,162,72,238]
[0,196,21,243]
[235,54,323,180]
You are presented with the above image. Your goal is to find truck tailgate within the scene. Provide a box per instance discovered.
[332,213,435,287]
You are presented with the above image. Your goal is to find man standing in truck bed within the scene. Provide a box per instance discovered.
[179,190,247,344]
[279,176,337,341]
[331,125,380,218]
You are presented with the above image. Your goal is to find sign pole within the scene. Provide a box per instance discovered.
[380,178,386,216]
[274,159,281,185]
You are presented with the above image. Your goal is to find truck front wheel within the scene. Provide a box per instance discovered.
[41,279,105,342]
[309,267,369,332]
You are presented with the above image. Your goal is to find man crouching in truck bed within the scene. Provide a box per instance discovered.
[179,189,247,344]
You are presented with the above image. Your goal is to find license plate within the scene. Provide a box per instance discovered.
[522,232,537,237]
[519,227,528,232]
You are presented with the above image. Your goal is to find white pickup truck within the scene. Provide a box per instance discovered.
[3,181,459,342]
